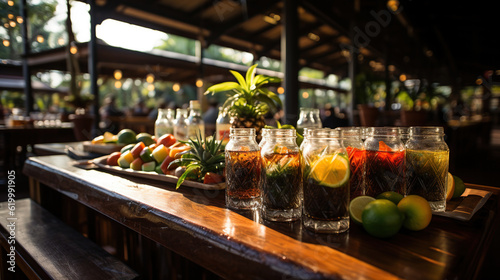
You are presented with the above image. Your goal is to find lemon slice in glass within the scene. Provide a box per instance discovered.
[310,153,350,188]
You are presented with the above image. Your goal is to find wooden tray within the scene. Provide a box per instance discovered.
[93,156,226,190]
[83,141,125,154]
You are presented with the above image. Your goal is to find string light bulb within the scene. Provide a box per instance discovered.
[146,73,154,83]
[173,83,180,92]
[302,91,309,99]
[70,44,78,54]
[16,16,23,24]
[114,70,122,80]
[3,40,10,47]
[399,74,407,82]
[196,78,203,88]
[277,87,284,94]
[36,35,44,43]
[8,0,14,6]
[114,81,122,88]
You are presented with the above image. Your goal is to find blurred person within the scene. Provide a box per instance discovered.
[132,99,149,116]
[99,96,124,134]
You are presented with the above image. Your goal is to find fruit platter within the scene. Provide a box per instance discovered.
[92,129,226,190]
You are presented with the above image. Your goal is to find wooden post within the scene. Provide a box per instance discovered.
[281,0,299,125]
[20,0,33,115]
[88,0,99,135]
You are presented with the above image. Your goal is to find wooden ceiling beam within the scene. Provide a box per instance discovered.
[205,0,281,46]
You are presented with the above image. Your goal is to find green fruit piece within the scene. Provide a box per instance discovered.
[142,161,156,172]
[155,165,164,174]
[117,129,137,145]
[139,147,154,162]
[362,199,403,238]
[376,191,404,205]
[136,132,155,146]
[453,175,466,198]
[120,144,135,153]
[349,196,376,225]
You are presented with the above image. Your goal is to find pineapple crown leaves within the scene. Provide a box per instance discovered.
[170,130,225,189]
[204,64,282,118]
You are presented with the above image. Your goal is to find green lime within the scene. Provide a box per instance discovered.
[349,196,376,225]
[376,191,404,205]
[452,175,466,198]
[120,143,135,153]
[117,129,137,145]
[362,199,403,238]
[136,132,155,146]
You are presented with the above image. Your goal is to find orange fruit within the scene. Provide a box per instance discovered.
[397,195,432,231]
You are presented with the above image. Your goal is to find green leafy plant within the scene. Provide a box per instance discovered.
[204,64,282,141]
[169,131,225,189]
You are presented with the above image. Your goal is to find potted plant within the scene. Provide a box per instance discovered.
[204,64,282,141]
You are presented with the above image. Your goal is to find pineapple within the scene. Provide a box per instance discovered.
[205,64,282,142]
[169,131,225,189]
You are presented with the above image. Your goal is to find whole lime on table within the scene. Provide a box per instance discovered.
[453,175,466,198]
[362,199,403,238]
[117,129,137,145]
[397,195,432,231]
[376,191,404,205]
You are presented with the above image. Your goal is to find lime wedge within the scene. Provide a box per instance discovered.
[350,196,376,225]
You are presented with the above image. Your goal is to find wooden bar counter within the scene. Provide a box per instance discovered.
[23,155,499,279]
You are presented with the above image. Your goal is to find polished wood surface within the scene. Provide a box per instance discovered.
[0,198,138,280]
[23,155,499,279]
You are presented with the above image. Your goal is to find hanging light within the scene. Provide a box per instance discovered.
[147,84,155,91]
[8,0,14,6]
[387,0,399,12]
[173,83,180,92]
[114,81,122,88]
[399,74,407,82]
[8,14,14,19]
[114,70,122,80]
[475,78,483,85]
[146,73,154,83]
[36,35,44,43]
[277,87,284,94]
[3,40,10,47]
[70,43,78,54]
[9,21,16,27]
[302,91,310,99]
[17,16,23,24]
[196,78,203,88]
[57,37,65,45]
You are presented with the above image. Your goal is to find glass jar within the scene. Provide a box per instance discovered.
[216,107,231,145]
[405,126,449,212]
[186,100,205,140]
[296,108,316,135]
[155,108,175,138]
[259,128,271,149]
[302,129,350,233]
[173,108,188,141]
[338,127,365,200]
[260,129,302,222]
[399,127,410,144]
[364,127,405,197]
[225,128,262,210]
[311,108,322,128]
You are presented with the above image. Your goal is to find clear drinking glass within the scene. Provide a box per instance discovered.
[225,128,262,210]
[260,129,302,221]
[405,126,449,212]
[302,129,350,233]
[338,127,365,200]
[364,127,405,197]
